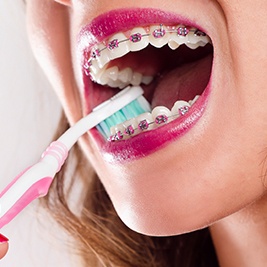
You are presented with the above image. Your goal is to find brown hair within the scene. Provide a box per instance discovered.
[42,115,219,267]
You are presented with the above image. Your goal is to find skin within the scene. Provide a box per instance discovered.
[19,0,267,265]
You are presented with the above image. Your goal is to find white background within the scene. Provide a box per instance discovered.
[0,1,80,266]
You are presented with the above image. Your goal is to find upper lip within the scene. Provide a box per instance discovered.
[77,8,209,53]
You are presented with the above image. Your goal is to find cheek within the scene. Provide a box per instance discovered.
[100,166,264,236]
[82,129,267,236]
[26,0,81,124]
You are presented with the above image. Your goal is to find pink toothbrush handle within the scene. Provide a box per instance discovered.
[0,176,53,229]
[0,141,68,229]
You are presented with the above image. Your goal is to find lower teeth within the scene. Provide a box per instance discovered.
[108,95,199,142]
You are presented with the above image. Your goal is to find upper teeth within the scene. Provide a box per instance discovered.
[84,24,211,89]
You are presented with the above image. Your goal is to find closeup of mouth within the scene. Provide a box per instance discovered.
[78,9,214,161]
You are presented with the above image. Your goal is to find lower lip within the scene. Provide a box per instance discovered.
[90,82,211,163]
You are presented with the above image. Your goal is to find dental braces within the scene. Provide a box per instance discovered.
[108,105,190,142]
[84,24,207,75]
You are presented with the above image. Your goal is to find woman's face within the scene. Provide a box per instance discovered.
[26,0,267,235]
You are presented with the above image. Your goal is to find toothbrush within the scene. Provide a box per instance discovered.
[0,86,151,229]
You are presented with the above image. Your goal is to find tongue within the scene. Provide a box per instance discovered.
[151,54,213,109]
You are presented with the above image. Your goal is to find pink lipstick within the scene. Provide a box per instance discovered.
[78,8,213,163]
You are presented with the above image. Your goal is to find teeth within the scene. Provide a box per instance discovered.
[106,66,119,81]
[118,67,133,83]
[171,100,190,116]
[97,68,109,85]
[151,106,172,125]
[97,66,151,88]
[131,72,142,86]
[107,33,130,60]
[168,27,189,50]
[186,31,211,49]
[86,24,211,86]
[149,25,170,48]
[110,118,139,140]
[185,42,202,49]
[109,98,197,141]
[187,31,201,44]
[136,112,154,131]
[141,76,153,85]
[189,95,200,106]
[129,27,150,52]
[94,43,110,69]
[89,59,101,76]
[195,33,211,45]
[107,79,126,89]
[168,41,180,50]
[123,118,139,139]
[110,124,125,140]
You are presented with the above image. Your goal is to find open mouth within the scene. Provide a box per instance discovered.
[79,9,214,160]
